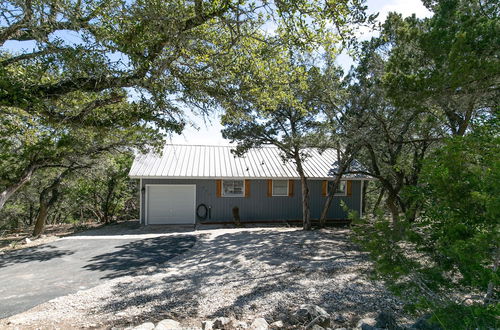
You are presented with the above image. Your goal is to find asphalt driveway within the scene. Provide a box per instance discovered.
[0,224,196,319]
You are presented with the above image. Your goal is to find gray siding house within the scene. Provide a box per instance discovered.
[129,145,368,225]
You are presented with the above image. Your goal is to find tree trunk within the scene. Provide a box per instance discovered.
[0,165,37,210]
[55,212,62,224]
[294,152,311,231]
[32,167,75,236]
[372,187,385,215]
[28,204,34,226]
[484,247,498,305]
[33,202,49,237]
[319,154,353,226]
[33,185,60,237]
[362,180,368,214]
[386,192,402,238]
[300,174,311,230]
[102,177,117,224]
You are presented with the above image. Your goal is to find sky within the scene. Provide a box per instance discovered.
[170,0,432,146]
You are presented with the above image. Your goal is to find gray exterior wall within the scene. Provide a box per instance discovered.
[140,179,363,224]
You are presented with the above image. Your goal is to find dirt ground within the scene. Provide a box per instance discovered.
[0,222,103,253]
[0,226,405,329]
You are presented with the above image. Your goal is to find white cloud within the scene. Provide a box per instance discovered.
[354,0,432,41]
[372,0,432,21]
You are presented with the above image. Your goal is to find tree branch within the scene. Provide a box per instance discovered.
[0,0,33,45]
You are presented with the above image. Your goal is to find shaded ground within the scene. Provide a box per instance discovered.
[1,227,404,329]
[0,226,196,319]
[0,222,103,252]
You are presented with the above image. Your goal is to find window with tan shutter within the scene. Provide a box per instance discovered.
[324,180,348,196]
[222,180,245,197]
[272,180,289,196]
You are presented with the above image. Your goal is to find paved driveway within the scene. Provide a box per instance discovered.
[0,223,196,319]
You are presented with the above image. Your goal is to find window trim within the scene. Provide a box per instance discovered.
[328,180,347,196]
[272,180,289,196]
[221,179,245,197]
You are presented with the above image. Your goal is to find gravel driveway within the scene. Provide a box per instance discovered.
[1,226,404,329]
[0,223,196,319]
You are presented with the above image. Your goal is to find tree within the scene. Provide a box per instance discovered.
[221,40,336,230]
[0,0,369,118]
[338,35,442,232]
[0,0,371,209]
[348,0,500,326]
[315,60,365,226]
[354,117,499,328]
[350,0,499,227]
[32,165,82,236]
[0,97,160,210]
[71,153,134,224]
[0,151,138,232]
[383,0,499,136]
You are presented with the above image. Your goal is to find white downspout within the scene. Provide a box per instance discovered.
[139,178,143,224]
[360,180,364,218]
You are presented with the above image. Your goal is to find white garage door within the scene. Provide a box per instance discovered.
[146,185,196,225]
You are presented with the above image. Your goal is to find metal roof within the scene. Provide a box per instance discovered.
[129,144,368,179]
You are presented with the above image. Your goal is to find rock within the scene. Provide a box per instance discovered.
[133,322,155,330]
[306,315,331,329]
[360,324,377,330]
[308,326,324,330]
[410,314,442,330]
[249,318,268,330]
[202,320,214,330]
[147,266,158,272]
[375,311,399,329]
[213,317,232,329]
[235,321,248,329]
[155,319,181,329]
[356,318,376,329]
[115,311,127,317]
[269,321,284,328]
[334,314,347,323]
[23,238,31,244]
[294,304,330,323]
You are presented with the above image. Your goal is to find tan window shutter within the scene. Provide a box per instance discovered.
[346,180,353,196]
[322,180,328,196]
[244,180,250,197]
[267,179,272,197]
[288,180,294,197]
[216,180,222,197]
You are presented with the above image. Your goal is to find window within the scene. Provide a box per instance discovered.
[331,181,347,195]
[272,180,289,196]
[222,180,245,197]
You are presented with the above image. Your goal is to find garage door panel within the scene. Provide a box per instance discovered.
[147,185,195,224]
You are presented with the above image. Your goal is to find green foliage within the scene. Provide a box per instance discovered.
[431,303,500,329]
[70,153,136,223]
[347,2,499,325]
[220,42,342,229]
[0,0,372,211]
[0,152,137,230]
[382,0,499,135]
[352,118,499,328]
[416,119,499,290]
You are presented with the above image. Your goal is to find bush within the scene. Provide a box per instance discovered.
[352,120,499,328]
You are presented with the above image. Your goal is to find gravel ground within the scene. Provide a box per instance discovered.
[1,227,404,329]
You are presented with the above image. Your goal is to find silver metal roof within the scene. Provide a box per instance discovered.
[129,144,367,179]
